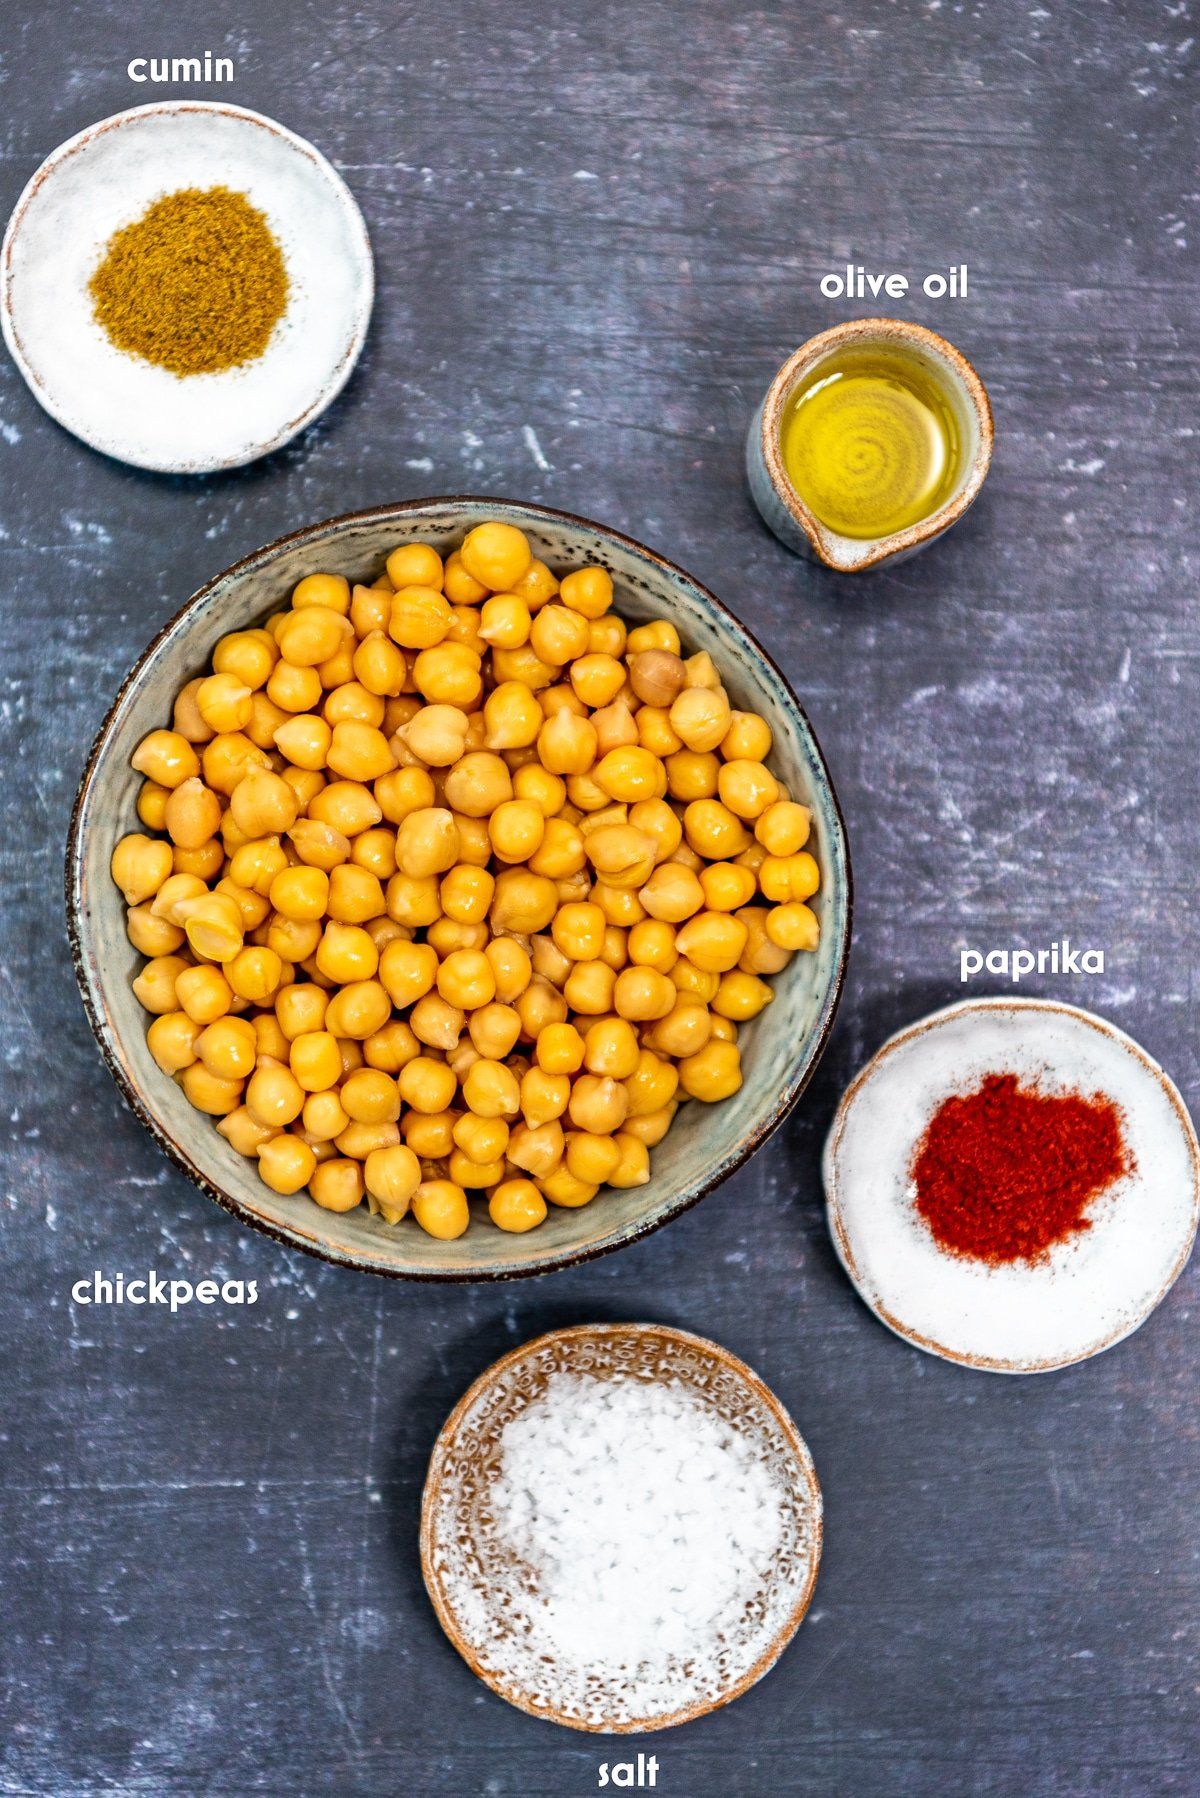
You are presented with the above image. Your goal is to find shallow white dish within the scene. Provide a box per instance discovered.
[1,102,373,472]
[824,998,1199,1373]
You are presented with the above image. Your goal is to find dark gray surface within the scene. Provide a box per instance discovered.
[1,2,1197,1794]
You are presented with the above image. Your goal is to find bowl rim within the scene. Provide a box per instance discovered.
[824,995,1200,1372]
[758,317,995,572]
[66,495,853,1281]
[0,99,374,473]
[418,1320,824,1732]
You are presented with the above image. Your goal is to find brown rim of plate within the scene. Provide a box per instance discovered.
[0,101,374,474]
[65,495,853,1282]
[418,1322,824,1732]
[758,317,995,572]
[825,996,1200,1373]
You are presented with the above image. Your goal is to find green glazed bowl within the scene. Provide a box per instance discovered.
[67,499,851,1279]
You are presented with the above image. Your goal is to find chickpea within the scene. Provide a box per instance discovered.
[486,935,533,1003]
[268,864,328,923]
[678,1039,742,1101]
[127,905,185,957]
[267,659,323,714]
[568,1073,628,1134]
[584,824,657,889]
[519,1069,570,1131]
[452,1113,509,1162]
[386,543,443,592]
[412,642,482,708]
[460,520,532,592]
[563,959,616,1016]
[628,648,686,707]
[218,1105,278,1157]
[147,1010,202,1074]
[308,780,383,838]
[443,752,512,819]
[180,1062,244,1116]
[375,765,436,824]
[310,1158,366,1213]
[623,1102,677,1147]
[673,911,749,974]
[639,862,705,924]
[609,1133,651,1188]
[670,958,720,1002]
[384,807,455,879]
[324,721,395,783]
[289,1030,343,1093]
[569,653,625,709]
[766,901,820,952]
[303,1088,350,1142]
[698,861,757,914]
[550,901,605,963]
[173,679,215,744]
[508,1118,566,1175]
[227,945,284,1005]
[760,851,820,904]
[246,1058,306,1128]
[593,746,664,804]
[362,1020,419,1076]
[276,982,328,1040]
[591,883,646,928]
[483,681,543,750]
[274,606,350,669]
[565,1131,620,1185]
[536,709,597,778]
[683,798,752,860]
[649,996,713,1059]
[613,965,676,1021]
[411,1179,470,1240]
[637,706,683,758]
[267,914,322,965]
[136,780,170,832]
[528,818,585,882]
[112,834,173,906]
[583,1017,640,1079]
[467,1002,522,1060]
[490,869,558,935]
[462,1058,521,1119]
[624,1049,679,1118]
[398,1056,458,1115]
[177,893,245,963]
[479,593,532,649]
[627,619,681,656]
[711,970,773,1024]
[491,643,556,691]
[163,778,221,850]
[324,979,392,1042]
[132,953,189,1016]
[173,839,225,881]
[435,949,495,1011]
[443,550,488,606]
[131,729,200,789]
[717,758,780,821]
[339,1068,400,1125]
[593,699,640,756]
[529,603,590,667]
[628,919,678,973]
[722,710,772,762]
[489,1178,547,1233]
[316,921,378,985]
[386,872,442,928]
[539,1166,599,1209]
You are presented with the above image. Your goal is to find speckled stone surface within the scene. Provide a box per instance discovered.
[0,2,1196,1794]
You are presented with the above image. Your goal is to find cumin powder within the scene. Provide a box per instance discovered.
[89,185,288,377]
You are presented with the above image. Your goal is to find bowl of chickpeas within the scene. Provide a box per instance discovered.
[68,499,851,1278]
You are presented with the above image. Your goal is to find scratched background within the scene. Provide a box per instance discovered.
[1,1,1197,1794]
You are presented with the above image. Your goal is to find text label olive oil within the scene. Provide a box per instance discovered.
[780,347,963,540]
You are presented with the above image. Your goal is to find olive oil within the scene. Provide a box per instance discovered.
[780,347,962,540]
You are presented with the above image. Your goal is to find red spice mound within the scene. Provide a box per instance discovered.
[912,1073,1130,1265]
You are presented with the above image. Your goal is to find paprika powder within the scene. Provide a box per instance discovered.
[911,1072,1130,1264]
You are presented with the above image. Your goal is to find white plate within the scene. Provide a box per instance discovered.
[1,103,373,472]
[824,998,1199,1373]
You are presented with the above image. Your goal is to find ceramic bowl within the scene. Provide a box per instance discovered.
[1,102,373,472]
[420,1322,823,1731]
[746,318,993,572]
[824,998,1199,1371]
[67,498,851,1280]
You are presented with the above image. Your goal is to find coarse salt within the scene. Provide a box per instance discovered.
[485,1371,785,1693]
